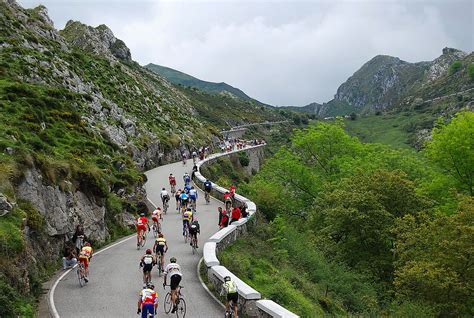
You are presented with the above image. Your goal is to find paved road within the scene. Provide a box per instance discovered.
[53,159,223,317]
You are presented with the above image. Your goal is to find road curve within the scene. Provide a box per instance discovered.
[53,159,223,317]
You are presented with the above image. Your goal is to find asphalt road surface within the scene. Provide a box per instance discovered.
[53,159,224,317]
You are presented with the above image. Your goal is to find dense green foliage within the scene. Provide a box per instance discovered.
[221,116,473,316]
[449,60,462,75]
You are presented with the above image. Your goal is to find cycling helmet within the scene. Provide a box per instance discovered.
[84,242,91,247]
[191,186,194,189]
[146,282,154,289]
[140,213,145,216]
[162,187,165,190]
[170,257,177,263]
[146,248,152,254]
[169,173,173,176]
[224,276,231,282]
[158,233,164,238]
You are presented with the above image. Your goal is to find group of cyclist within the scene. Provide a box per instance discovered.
[134,162,239,317]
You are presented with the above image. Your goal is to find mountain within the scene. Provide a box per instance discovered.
[145,63,254,101]
[297,48,471,117]
[0,1,285,315]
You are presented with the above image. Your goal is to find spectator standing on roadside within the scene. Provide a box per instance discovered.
[241,205,248,218]
[72,224,86,254]
[62,245,77,270]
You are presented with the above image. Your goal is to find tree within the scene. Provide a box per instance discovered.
[425,112,474,195]
[393,197,474,316]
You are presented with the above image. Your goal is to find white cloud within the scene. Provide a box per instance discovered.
[18,0,474,105]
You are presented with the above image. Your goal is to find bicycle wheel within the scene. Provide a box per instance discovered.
[176,297,186,318]
[141,233,147,247]
[158,259,162,277]
[77,266,85,287]
[164,292,172,314]
[153,225,158,238]
[183,229,188,243]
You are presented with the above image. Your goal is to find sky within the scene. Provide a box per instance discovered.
[19,0,474,106]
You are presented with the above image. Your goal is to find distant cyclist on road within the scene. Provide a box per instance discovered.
[139,249,156,284]
[136,213,149,247]
[182,208,193,236]
[189,186,198,209]
[189,219,200,248]
[221,276,239,317]
[153,233,168,272]
[204,179,212,203]
[168,173,176,193]
[163,257,182,314]
[137,282,158,318]
[179,191,189,212]
[161,188,170,206]
[183,172,191,186]
[175,189,182,211]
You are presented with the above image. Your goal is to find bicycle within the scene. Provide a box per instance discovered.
[137,230,147,250]
[170,184,176,195]
[204,191,210,204]
[191,235,198,255]
[164,285,186,317]
[157,256,163,277]
[77,261,87,287]
[183,225,189,244]
[163,200,169,215]
[152,222,160,238]
[226,299,238,318]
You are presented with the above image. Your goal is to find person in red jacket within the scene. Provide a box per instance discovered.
[229,206,241,224]
[218,207,229,229]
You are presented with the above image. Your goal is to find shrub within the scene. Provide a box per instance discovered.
[238,152,250,167]
[449,60,462,75]
[468,63,474,81]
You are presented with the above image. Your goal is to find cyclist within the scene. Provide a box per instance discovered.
[136,213,149,247]
[183,183,192,194]
[183,172,191,186]
[192,150,197,163]
[78,242,93,282]
[189,219,200,248]
[189,186,198,210]
[161,187,170,209]
[175,189,182,211]
[179,191,189,212]
[140,249,156,284]
[221,276,239,317]
[153,233,168,272]
[168,173,176,192]
[163,257,182,314]
[204,179,212,203]
[151,207,161,228]
[137,282,158,318]
[182,207,193,236]
[182,152,187,165]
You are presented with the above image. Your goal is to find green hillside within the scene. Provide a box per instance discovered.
[145,63,256,101]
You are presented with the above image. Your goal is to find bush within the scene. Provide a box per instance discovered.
[449,60,462,75]
[468,63,474,81]
[238,152,250,167]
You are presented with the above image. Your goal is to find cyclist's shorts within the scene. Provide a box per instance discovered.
[170,274,182,290]
[78,256,89,268]
[151,216,159,223]
[189,195,196,201]
[143,263,153,273]
[137,225,147,232]
[141,303,154,318]
[182,220,190,228]
[155,245,165,255]
[189,229,198,237]
[227,292,239,303]
[204,188,212,193]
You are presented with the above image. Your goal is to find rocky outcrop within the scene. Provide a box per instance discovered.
[17,169,108,241]
[0,193,14,216]
[426,48,467,81]
[61,21,132,61]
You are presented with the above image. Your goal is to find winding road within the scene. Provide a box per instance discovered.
[52,159,224,317]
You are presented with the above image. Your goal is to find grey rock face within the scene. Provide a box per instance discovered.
[62,20,132,61]
[17,169,107,241]
[426,47,467,81]
[0,193,14,216]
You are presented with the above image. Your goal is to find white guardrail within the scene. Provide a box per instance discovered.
[193,145,299,318]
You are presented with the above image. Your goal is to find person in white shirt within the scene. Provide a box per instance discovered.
[163,257,183,313]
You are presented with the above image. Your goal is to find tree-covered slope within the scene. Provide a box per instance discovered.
[145,63,256,102]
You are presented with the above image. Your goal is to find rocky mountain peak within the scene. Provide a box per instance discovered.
[61,20,132,61]
[426,47,467,81]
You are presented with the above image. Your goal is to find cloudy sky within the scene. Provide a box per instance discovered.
[19,0,474,106]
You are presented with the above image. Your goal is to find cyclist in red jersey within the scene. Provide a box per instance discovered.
[169,174,176,186]
[136,213,149,246]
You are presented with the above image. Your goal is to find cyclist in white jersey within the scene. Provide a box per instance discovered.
[163,257,183,313]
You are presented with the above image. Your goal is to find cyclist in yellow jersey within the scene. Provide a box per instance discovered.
[221,276,239,317]
[153,233,168,272]
[182,208,193,236]
[78,242,93,281]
